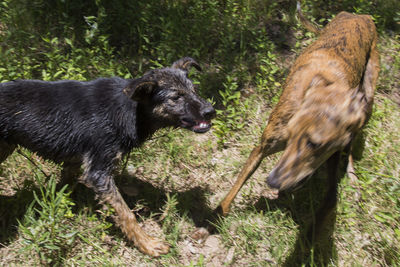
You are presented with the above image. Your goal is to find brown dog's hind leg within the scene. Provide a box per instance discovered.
[346,152,358,183]
[343,139,358,184]
[0,140,16,164]
[80,156,169,256]
[344,137,363,202]
[361,33,380,110]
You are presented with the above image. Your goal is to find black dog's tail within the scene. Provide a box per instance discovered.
[297,1,321,35]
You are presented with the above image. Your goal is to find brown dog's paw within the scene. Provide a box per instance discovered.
[136,235,170,257]
[261,187,279,200]
[214,204,229,217]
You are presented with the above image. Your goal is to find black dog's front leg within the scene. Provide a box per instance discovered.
[79,155,170,256]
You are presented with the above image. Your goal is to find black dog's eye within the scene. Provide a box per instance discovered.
[171,95,181,101]
[171,93,185,101]
[307,139,320,150]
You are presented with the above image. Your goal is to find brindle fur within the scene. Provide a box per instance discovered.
[216,6,379,235]
[0,57,215,256]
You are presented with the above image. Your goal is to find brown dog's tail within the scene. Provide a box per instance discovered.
[297,1,321,35]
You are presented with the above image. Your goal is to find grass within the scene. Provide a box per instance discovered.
[1,91,399,266]
[1,6,400,267]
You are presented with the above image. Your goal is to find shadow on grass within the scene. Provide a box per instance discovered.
[252,154,349,266]
[0,169,213,249]
[255,188,338,266]
[0,180,39,244]
[0,146,354,266]
[114,171,214,227]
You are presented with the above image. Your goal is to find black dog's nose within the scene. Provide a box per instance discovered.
[201,106,216,120]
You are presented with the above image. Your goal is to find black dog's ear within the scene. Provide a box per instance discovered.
[123,78,158,102]
[171,57,202,73]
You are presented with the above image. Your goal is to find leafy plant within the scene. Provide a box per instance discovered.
[255,50,283,104]
[18,176,76,266]
[213,74,249,146]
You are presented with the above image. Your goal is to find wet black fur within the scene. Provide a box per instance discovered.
[0,57,215,196]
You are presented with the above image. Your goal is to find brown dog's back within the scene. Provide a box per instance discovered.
[299,12,376,87]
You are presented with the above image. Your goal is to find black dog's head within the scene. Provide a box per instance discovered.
[123,57,216,133]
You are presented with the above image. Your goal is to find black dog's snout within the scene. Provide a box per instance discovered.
[201,106,216,120]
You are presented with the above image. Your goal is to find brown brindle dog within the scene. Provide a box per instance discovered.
[215,5,380,233]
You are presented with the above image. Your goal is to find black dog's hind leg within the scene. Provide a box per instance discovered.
[0,140,16,164]
[79,154,170,257]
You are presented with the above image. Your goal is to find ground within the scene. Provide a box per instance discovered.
[0,33,399,266]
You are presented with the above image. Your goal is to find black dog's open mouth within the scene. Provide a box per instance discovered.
[180,118,212,133]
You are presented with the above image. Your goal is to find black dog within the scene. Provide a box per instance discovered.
[0,57,215,256]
